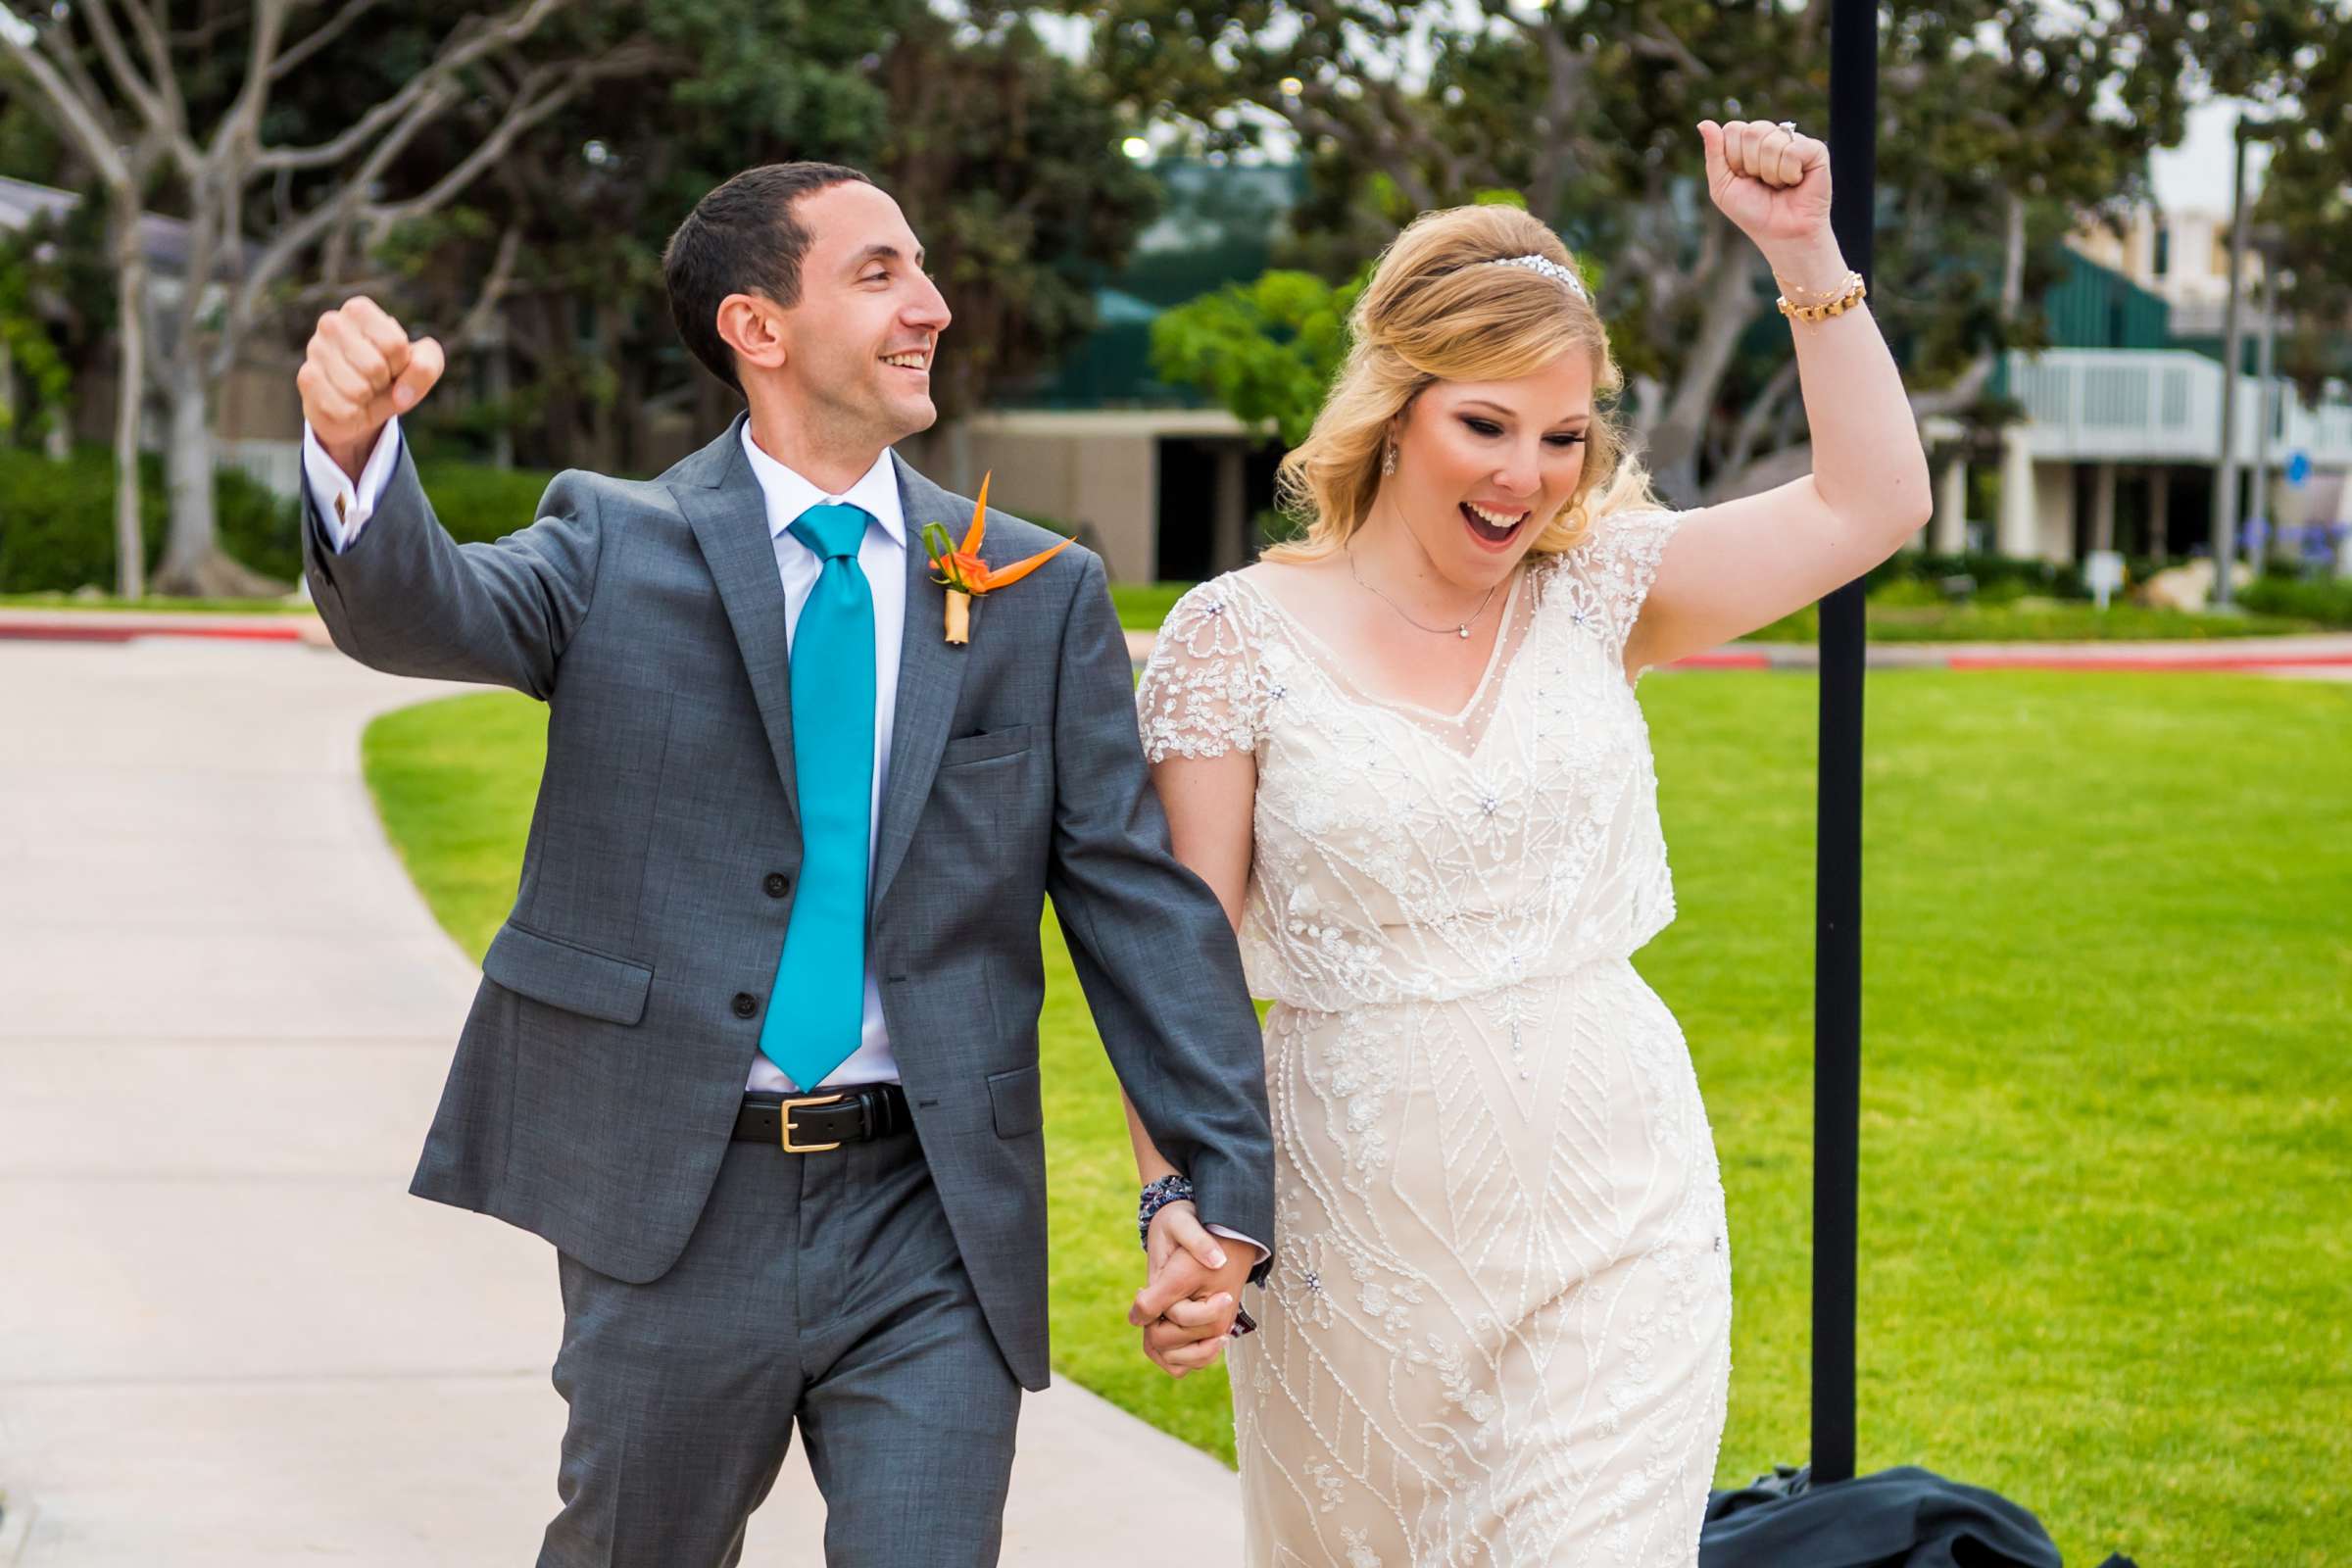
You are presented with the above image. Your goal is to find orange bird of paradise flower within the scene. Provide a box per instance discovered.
[920,470,1073,643]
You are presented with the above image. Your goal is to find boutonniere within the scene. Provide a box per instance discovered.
[920,470,1074,644]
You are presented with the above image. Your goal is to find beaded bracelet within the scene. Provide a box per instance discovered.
[1775,270,1867,321]
[1138,1174,1195,1249]
[1137,1173,1260,1337]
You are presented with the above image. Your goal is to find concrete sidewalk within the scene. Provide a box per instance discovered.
[0,637,1238,1566]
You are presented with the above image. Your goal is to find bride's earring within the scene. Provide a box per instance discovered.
[1381,440,1396,477]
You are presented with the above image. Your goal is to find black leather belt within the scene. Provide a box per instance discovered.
[733,1083,911,1152]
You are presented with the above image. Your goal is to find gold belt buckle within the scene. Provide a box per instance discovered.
[779,1092,848,1153]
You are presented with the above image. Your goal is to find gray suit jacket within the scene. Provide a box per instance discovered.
[302,413,1275,1390]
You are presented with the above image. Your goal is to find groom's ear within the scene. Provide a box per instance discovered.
[717,293,789,376]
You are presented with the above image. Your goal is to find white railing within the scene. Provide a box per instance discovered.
[2003,348,2352,467]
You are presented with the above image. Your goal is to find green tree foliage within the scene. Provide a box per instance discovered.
[2235,6,2352,396]
[1,0,620,592]
[383,0,1162,471]
[1069,0,2330,503]
[1149,268,1363,447]
[0,214,74,442]
[1,0,1163,584]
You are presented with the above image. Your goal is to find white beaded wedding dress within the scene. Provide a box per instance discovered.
[1135,507,1733,1566]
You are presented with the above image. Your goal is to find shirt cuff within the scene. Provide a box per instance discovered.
[301,418,403,551]
[1203,1223,1271,1268]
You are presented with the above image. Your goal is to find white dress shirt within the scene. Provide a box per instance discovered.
[303,419,1266,1266]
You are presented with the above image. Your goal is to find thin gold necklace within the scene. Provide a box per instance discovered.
[1346,545,1498,638]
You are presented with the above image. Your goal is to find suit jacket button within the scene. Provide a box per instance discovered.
[731,992,759,1018]
[763,872,790,899]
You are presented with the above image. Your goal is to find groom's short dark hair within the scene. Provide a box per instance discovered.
[662,162,876,397]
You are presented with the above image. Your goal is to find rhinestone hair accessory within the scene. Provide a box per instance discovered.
[1481,254,1589,302]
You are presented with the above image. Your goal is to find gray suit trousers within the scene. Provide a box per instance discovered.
[538,1118,1021,1567]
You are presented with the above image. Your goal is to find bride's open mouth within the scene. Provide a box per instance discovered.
[1459,501,1529,549]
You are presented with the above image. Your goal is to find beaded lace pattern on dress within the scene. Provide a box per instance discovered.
[1136,508,1733,1567]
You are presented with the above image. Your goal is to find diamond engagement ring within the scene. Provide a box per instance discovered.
[1777,120,1797,132]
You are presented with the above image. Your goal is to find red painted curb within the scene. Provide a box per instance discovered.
[1652,648,2352,675]
[1942,651,2352,672]
[1666,651,1774,670]
[0,621,307,644]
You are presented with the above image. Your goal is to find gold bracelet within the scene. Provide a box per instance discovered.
[1778,263,1853,297]
[1776,271,1866,321]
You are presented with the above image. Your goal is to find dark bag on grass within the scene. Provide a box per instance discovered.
[1700,1462,2137,1568]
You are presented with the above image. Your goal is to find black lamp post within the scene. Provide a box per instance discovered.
[1812,0,1879,1488]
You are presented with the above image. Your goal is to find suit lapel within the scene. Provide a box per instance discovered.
[674,414,802,836]
[870,452,973,909]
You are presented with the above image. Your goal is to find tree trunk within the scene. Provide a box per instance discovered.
[488,331,515,468]
[111,199,148,600]
[589,301,622,473]
[152,354,280,597]
[1642,235,1762,505]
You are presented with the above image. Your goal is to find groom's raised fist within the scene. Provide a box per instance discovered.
[298,296,444,479]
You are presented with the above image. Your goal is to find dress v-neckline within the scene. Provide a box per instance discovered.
[1231,564,1530,728]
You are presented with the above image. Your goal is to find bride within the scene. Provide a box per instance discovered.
[1121,119,1932,1562]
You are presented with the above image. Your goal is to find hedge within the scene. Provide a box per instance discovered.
[2237,571,2352,628]
[0,445,298,592]
[0,444,568,594]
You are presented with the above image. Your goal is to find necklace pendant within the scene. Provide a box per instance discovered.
[1457,624,1470,638]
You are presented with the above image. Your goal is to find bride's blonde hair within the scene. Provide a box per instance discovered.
[1266,204,1662,564]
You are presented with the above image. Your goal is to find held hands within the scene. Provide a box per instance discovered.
[297,296,445,481]
[1131,1200,1253,1378]
[1696,119,1833,251]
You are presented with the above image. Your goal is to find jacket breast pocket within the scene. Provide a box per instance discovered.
[940,725,1032,769]
[482,920,654,1025]
[986,1064,1043,1140]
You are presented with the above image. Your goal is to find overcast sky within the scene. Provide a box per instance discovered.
[2148,97,2278,217]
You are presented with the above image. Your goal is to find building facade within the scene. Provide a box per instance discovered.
[1927,211,2352,572]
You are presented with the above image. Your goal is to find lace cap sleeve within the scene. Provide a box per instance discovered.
[1135,578,1271,762]
[1559,506,1688,673]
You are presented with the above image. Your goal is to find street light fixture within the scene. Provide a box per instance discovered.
[2212,113,2284,610]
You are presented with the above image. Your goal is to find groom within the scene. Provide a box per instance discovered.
[295,162,1272,1564]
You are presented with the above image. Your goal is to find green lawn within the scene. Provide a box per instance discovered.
[360,668,2349,1564]
[1107,581,1198,631]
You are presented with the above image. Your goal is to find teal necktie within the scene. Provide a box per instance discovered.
[760,502,876,1091]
